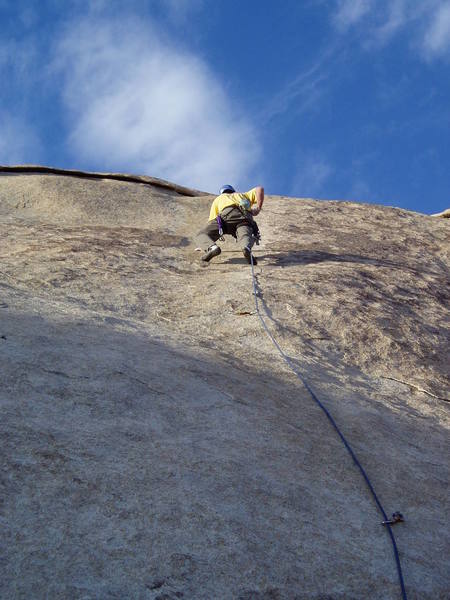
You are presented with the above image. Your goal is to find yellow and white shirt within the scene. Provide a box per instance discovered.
[208,188,258,221]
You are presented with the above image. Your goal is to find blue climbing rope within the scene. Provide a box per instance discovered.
[249,252,408,600]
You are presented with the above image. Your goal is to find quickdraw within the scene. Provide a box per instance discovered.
[382,512,404,526]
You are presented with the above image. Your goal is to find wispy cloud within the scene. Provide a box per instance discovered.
[0,35,41,164]
[373,0,408,44]
[347,177,372,203]
[290,154,334,198]
[423,2,450,58]
[259,45,338,127]
[51,15,259,192]
[0,111,40,164]
[331,0,450,60]
[334,0,375,31]
[289,150,377,203]
[161,0,205,24]
[0,37,38,84]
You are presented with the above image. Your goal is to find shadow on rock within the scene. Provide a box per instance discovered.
[262,250,442,276]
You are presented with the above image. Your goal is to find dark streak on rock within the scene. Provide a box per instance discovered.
[146,579,165,590]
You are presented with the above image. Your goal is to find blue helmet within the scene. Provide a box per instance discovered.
[219,184,235,194]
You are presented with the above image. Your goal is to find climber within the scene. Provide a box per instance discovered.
[196,184,264,264]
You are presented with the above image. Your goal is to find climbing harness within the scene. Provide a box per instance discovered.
[216,215,225,241]
[216,208,261,245]
[247,250,408,600]
[235,204,262,245]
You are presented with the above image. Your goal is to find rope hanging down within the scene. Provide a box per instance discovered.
[248,252,408,600]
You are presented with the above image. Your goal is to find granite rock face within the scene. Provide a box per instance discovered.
[1,167,449,599]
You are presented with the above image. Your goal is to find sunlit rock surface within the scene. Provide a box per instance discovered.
[1,166,449,599]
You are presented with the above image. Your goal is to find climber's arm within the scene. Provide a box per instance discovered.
[251,186,264,216]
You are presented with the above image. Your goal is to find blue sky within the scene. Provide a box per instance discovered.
[1,0,449,214]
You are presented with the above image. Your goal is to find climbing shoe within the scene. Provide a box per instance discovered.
[202,244,221,262]
[243,247,257,265]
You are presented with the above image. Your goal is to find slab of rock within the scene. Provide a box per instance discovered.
[1,167,449,599]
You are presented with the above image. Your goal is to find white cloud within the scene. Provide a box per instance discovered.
[52,16,258,192]
[423,2,450,57]
[373,0,407,44]
[332,0,450,60]
[77,0,204,22]
[334,0,375,31]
